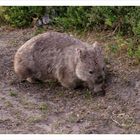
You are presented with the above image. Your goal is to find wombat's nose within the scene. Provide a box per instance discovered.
[96,75,104,84]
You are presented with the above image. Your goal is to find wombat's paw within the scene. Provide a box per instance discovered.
[26,78,35,83]
[26,77,44,84]
[92,90,106,97]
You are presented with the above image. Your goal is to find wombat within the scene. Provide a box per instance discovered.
[14,32,106,95]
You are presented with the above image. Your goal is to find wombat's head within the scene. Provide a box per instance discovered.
[75,42,106,94]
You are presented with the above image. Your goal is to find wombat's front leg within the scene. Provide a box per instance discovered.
[59,77,79,89]
[56,67,79,89]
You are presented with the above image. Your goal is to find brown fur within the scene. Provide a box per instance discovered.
[14,32,106,94]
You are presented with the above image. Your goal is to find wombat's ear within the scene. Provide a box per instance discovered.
[92,41,103,55]
[76,48,82,56]
[76,48,87,60]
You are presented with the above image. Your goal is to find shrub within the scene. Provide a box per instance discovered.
[53,6,140,36]
[6,7,45,28]
[4,6,140,36]
[0,7,9,25]
[54,7,91,31]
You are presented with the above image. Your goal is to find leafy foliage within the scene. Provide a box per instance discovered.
[0,7,9,25]
[3,7,45,27]
[1,6,140,36]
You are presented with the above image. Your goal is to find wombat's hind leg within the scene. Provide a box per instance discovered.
[56,67,80,89]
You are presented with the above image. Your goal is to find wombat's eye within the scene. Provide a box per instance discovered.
[89,70,94,74]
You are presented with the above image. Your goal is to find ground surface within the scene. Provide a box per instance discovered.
[0,27,139,134]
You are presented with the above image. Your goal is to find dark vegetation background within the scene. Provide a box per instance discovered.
[0,6,140,62]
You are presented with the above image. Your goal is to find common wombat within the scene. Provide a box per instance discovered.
[14,32,106,95]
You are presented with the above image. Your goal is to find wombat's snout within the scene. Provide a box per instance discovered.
[95,75,104,84]
[93,83,106,96]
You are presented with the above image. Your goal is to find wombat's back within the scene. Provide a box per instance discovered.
[19,32,84,52]
[16,32,86,62]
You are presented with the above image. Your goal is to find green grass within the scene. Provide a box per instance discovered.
[38,102,48,112]
[9,90,18,97]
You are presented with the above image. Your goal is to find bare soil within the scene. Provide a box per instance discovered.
[0,27,139,134]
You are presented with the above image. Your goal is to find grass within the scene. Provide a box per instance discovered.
[83,89,92,100]
[9,90,18,97]
[4,101,13,107]
[57,91,65,97]
[27,116,43,124]
[33,27,46,36]
[38,102,48,112]
[19,96,38,110]
[68,114,78,123]
[111,117,135,129]
[46,79,59,88]
[23,101,37,110]
[105,36,140,64]
[13,110,22,120]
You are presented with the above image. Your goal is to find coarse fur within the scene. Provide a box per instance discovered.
[14,32,106,94]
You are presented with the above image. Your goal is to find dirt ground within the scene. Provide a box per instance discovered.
[0,27,139,134]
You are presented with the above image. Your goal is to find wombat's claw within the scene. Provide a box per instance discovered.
[26,78,38,83]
